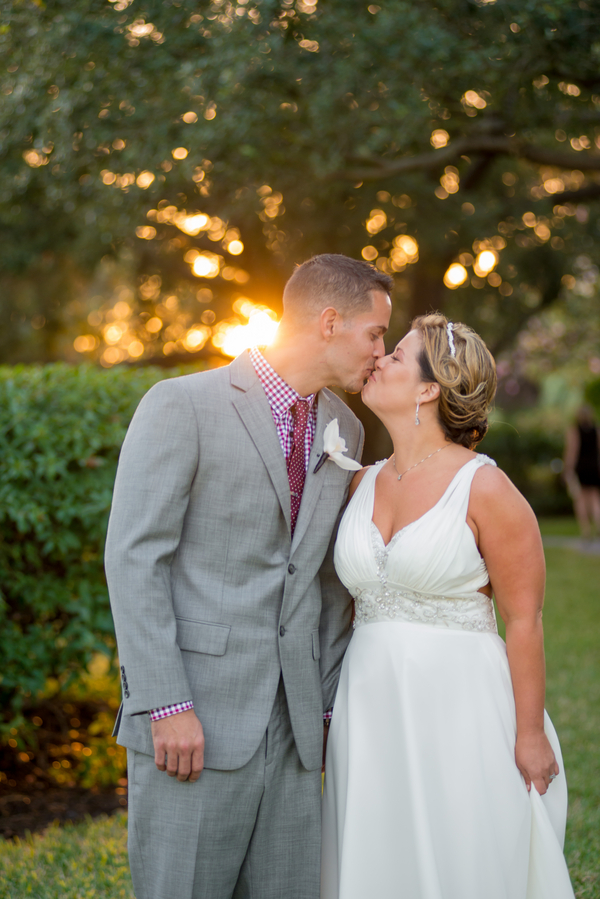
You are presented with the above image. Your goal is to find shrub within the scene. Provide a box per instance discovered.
[584,377,600,416]
[478,417,569,516]
[0,364,199,730]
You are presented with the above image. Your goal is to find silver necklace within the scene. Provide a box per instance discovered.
[392,443,451,481]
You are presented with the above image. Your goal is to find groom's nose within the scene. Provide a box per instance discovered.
[373,336,386,359]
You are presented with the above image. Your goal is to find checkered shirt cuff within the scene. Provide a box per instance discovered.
[323,708,333,723]
[149,700,194,721]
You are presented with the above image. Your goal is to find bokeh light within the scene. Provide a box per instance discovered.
[443,263,469,289]
[366,209,387,234]
[136,171,155,189]
[184,326,211,351]
[177,213,210,235]
[463,90,487,109]
[73,335,98,353]
[473,250,498,276]
[430,129,449,149]
[128,340,144,358]
[361,246,378,261]
[212,301,279,357]
[191,253,221,278]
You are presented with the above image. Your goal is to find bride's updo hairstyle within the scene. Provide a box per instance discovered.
[412,313,497,449]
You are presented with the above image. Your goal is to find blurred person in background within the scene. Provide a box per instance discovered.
[563,405,600,539]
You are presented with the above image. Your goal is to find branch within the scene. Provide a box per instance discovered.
[540,183,600,204]
[333,137,600,181]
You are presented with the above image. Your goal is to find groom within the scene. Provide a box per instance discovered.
[105,254,392,899]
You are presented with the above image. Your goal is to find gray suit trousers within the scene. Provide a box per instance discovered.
[127,681,321,899]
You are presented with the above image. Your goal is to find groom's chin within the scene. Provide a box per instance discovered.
[343,380,368,395]
[342,372,374,395]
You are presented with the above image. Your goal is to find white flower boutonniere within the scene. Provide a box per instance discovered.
[314,418,362,473]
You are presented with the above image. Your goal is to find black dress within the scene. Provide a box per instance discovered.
[575,424,600,487]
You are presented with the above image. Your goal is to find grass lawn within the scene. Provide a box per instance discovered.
[543,547,600,899]
[538,515,581,537]
[0,813,133,899]
[0,538,598,899]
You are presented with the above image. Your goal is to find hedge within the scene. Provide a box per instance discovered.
[0,364,199,729]
[584,377,600,415]
[478,419,569,516]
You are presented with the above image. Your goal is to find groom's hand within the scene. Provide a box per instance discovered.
[151,709,205,782]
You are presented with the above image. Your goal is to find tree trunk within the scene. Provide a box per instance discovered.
[406,247,454,321]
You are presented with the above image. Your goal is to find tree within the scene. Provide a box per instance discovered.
[1,0,600,366]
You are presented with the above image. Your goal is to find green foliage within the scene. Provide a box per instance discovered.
[478,416,569,515]
[0,363,196,727]
[502,255,600,404]
[0,813,134,899]
[0,656,128,791]
[1,0,600,362]
[584,378,600,416]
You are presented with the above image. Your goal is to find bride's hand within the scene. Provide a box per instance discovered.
[515,731,559,795]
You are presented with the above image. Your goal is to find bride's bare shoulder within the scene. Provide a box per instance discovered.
[473,458,514,490]
[470,459,537,524]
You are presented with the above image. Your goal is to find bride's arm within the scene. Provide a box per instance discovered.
[469,466,559,795]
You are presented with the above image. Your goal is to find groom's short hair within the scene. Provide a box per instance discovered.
[283,254,393,321]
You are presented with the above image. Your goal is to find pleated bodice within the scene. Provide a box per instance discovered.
[333,455,498,633]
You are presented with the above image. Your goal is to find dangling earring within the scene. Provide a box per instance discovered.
[415,401,420,426]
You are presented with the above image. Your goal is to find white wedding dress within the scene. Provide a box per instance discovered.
[321,455,575,899]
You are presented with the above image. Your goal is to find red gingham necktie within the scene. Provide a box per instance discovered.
[287,400,310,534]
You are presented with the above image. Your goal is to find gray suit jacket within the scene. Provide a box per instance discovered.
[105,351,363,771]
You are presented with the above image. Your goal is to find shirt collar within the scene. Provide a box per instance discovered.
[249,347,317,419]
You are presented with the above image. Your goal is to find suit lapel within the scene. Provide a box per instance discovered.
[291,390,338,550]
[231,353,292,536]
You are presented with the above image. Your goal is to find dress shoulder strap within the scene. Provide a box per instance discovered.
[436,454,497,518]
[474,453,497,468]
[454,453,497,489]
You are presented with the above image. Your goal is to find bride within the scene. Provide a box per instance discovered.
[321,314,575,899]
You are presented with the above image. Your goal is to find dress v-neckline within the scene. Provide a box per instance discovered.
[370,456,479,549]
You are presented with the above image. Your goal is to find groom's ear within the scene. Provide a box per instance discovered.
[320,306,340,340]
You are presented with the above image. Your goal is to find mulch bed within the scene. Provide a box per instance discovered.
[1,697,127,840]
[0,784,125,840]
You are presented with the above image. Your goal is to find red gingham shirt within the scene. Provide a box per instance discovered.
[149,347,319,722]
[248,346,318,467]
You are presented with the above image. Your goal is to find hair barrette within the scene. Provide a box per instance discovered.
[446,322,456,357]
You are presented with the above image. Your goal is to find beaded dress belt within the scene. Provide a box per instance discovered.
[352,585,498,634]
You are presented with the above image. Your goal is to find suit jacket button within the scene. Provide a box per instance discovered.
[279,626,285,637]
[124,690,130,698]
[288,563,296,574]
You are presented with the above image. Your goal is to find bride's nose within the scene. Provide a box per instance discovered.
[375,355,390,370]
